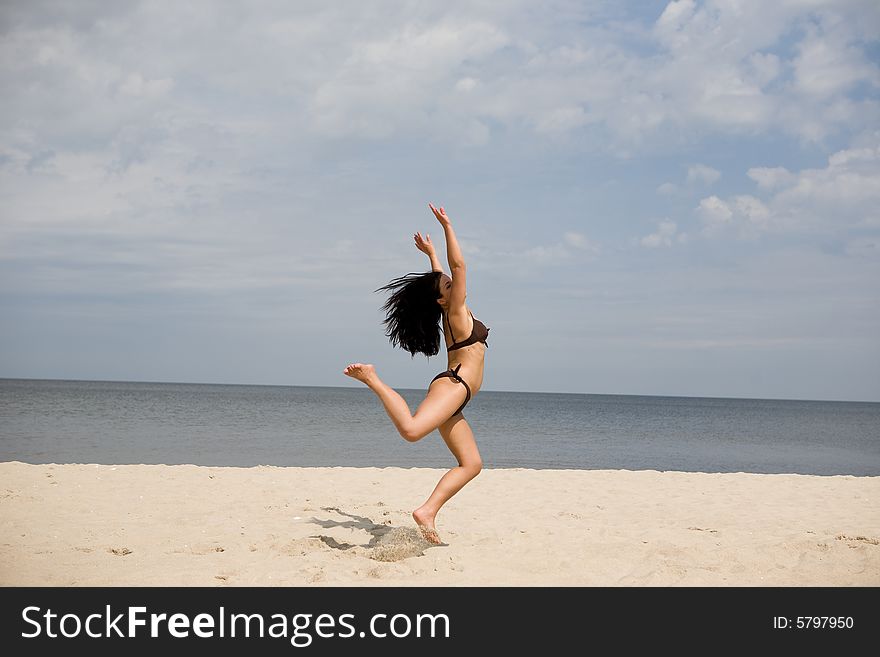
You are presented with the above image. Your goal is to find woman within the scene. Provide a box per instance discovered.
[343,203,488,545]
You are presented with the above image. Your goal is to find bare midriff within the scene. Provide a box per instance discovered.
[443,332,486,393]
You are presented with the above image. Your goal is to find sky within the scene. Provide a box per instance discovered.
[1,0,879,402]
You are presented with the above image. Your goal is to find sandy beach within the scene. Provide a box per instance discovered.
[0,461,877,586]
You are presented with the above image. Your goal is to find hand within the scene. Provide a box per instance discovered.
[413,231,435,255]
[428,203,451,227]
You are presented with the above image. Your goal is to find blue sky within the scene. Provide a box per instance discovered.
[1,0,878,401]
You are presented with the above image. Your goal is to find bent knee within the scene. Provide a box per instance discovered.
[400,426,427,443]
[464,461,482,477]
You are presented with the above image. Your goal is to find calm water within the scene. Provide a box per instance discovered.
[1,378,878,475]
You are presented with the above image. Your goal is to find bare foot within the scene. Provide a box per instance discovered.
[413,507,441,545]
[343,363,376,385]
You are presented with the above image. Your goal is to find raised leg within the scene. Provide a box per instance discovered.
[412,414,482,544]
[343,362,467,442]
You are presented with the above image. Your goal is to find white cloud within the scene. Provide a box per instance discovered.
[535,105,590,134]
[563,231,598,252]
[745,52,781,88]
[649,1,878,141]
[455,77,478,92]
[771,143,880,227]
[697,195,732,226]
[563,231,585,248]
[654,0,697,45]
[792,19,879,100]
[1,6,877,280]
[524,243,571,264]
[308,20,510,139]
[697,194,771,238]
[660,163,720,197]
[747,166,796,190]
[117,73,173,98]
[686,163,720,185]
[732,195,771,231]
[518,232,599,265]
[699,137,880,238]
[2,1,877,160]
[640,220,680,248]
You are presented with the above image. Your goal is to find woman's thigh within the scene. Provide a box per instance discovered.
[438,415,482,467]
[407,378,469,440]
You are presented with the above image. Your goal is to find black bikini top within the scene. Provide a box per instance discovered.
[444,312,490,351]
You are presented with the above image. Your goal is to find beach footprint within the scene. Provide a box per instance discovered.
[835,534,879,547]
[168,543,225,555]
[305,508,440,562]
[370,527,436,562]
[214,570,236,584]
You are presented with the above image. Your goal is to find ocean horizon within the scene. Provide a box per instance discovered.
[5,375,879,404]
[1,377,878,476]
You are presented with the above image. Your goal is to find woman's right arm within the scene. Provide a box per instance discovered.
[430,203,467,310]
[429,204,465,271]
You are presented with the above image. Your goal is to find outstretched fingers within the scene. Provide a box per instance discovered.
[428,203,449,224]
[414,231,433,253]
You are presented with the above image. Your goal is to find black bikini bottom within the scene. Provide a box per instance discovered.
[431,363,471,417]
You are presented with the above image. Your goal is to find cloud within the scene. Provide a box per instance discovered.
[117,72,174,99]
[455,77,479,93]
[523,243,571,264]
[650,1,878,141]
[309,19,510,140]
[640,220,682,248]
[697,194,770,238]
[792,17,879,100]
[746,166,796,190]
[698,137,880,238]
[686,163,720,185]
[768,143,880,228]
[535,105,591,134]
[697,195,732,225]
[658,162,720,196]
[2,1,877,164]
[516,232,599,266]
[563,231,598,252]
[2,2,874,297]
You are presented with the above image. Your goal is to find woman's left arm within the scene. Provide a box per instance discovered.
[414,232,444,273]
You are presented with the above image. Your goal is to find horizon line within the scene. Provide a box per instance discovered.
[1,376,877,405]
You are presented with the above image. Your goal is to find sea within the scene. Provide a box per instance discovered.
[1,378,878,476]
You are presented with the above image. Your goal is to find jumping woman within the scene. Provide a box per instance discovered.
[343,203,488,545]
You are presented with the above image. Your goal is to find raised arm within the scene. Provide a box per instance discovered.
[413,232,444,273]
[429,203,467,311]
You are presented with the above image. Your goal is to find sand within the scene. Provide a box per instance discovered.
[0,461,877,586]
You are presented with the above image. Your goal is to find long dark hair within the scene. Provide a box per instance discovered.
[376,271,443,357]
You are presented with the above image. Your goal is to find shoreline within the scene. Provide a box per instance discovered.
[1,461,878,586]
[2,460,873,477]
